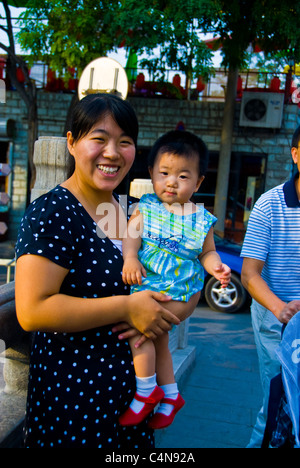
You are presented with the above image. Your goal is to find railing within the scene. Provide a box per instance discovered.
[0,282,30,448]
[0,259,15,284]
[2,57,298,102]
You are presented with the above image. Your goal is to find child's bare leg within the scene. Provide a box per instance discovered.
[129,334,156,377]
[119,293,198,426]
[161,291,200,322]
[148,294,199,424]
[155,332,175,385]
[118,334,163,426]
[148,331,185,427]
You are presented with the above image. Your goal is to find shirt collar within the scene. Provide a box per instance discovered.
[283,173,300,208]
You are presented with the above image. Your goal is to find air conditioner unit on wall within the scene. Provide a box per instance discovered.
[239,91,285,129]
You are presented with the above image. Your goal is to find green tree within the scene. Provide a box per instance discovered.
[210,0,300,234]
[113,0,217,91]
[17,0,216,88]
[17,0,121,73]
[16,0,300,230]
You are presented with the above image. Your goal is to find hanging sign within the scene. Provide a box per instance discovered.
[0,222,7,235]
[0,164,11,177]
[0,193,10,205]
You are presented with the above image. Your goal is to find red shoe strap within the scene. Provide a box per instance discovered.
[134,393,158,405]
[161,397,178,406]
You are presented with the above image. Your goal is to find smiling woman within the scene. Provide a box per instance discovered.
[15,93,180,448]
[97,165,120,175]
[63,95,138,229]
[66,113,135,200]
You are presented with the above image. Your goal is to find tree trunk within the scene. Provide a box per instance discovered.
[213,67,239,236]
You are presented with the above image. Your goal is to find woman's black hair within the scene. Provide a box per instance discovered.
[148,130,209,177]
[67,93,139,176]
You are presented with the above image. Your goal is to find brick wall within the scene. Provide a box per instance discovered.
[0,91,299,240]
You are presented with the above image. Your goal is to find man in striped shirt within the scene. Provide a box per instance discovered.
[241,126,300,448]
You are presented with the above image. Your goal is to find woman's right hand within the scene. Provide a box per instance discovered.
[125,290,180,340]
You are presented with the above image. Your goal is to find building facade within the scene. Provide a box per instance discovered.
[0,90,298,241]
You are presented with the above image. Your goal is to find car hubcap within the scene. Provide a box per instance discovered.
[211,281,238,308]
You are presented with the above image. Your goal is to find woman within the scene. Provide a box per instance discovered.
[15,93,179,448]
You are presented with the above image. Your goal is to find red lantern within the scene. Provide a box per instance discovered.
[16,67,26,83]
[237,75,243,99]
[270,76,281,92]
[47,68,56,83]
[0,59,5,80]
[196,77,205,93]
[173,74,181,88]
[136,73,145,89]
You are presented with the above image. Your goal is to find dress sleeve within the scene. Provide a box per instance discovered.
[15,192,75,269]
[203,208,217,236]
[136,194,150,214]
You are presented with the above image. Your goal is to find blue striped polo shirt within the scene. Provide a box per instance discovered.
[241,174,300,303]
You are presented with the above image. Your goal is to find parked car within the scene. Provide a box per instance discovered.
[203,235,249,314]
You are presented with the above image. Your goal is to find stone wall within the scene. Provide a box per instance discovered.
[0,90,298,240]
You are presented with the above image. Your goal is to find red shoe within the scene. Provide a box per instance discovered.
[119,386,165,427]
[148,393,185,429]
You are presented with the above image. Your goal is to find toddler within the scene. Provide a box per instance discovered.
[119,130,231,429]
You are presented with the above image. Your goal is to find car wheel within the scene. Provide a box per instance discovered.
[204,273,247,314]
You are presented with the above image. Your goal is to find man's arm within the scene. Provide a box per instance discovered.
[242,257,300,324]
[241,257,286,316]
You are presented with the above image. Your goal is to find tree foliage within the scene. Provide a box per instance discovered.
[16,0,300,79]
[17,0,217,80]
[213,0,300,70]
[17,0,120,72]
[113,0,217,81]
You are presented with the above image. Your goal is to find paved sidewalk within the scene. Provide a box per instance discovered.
[157,305,262,449]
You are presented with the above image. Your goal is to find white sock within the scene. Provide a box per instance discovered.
[130,374,157,414]
[157,383,179,416]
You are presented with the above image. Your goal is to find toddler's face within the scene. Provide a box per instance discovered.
[149,151,204,206]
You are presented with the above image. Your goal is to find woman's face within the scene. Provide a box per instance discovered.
[67,113,136,194]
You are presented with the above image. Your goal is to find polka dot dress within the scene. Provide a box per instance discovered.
[16,185,154,448]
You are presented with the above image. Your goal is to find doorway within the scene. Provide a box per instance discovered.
[195,151,267,243]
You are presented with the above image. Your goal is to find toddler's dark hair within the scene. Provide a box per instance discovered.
[148,130,209,177]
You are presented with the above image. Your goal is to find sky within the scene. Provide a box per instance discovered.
[0,4,24,54]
